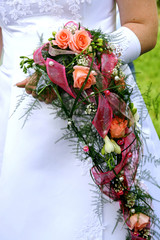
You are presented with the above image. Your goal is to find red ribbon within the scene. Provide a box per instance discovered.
[101,52,118,88]
[46,58,76,98]
[33,44,76,98]
[92,94,112,138]
[91,130,139,200]
[33,43,48,65]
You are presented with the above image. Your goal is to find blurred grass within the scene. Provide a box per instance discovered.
[134,20,160,138]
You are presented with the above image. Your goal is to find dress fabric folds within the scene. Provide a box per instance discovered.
[0,1,159,240]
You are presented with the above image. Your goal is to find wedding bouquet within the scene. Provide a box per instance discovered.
[18,21,160,240]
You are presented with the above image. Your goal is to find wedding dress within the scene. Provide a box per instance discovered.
[0,1,159,240]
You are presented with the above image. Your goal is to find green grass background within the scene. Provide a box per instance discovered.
[134,22,160,138]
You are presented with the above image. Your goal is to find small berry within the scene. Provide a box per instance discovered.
[104,90,111,96]
[117,139,124,146]
[127,152,132,158]
[117,190,124,196]
[83,146,89,152]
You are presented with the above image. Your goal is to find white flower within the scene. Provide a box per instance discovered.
[104,135,114,153]
[77,55,89,66]
[134,111,139,123]
[110,139,121,154]
[102,136,121,154]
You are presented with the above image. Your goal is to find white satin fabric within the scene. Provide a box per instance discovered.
[0,1,159,240]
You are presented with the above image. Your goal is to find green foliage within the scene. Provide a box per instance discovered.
[134,25,160,138]
[20,56,34,73]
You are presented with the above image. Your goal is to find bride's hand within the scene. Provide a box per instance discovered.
[16,72,57,104]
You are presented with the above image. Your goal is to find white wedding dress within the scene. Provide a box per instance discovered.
[0,1,159,240]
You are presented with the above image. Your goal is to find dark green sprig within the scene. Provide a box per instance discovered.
[20,56,34,74]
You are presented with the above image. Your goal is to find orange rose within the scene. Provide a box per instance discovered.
[53,29,71,49]
[69,29,91,53]
[129,213,149,233]
[109,116,128,139]
[73,66,97,90]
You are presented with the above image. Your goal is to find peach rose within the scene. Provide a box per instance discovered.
[69,29,91,53]
[109,116,128,139]
[52,29,71,49]
[73,66,97,90]
[129,213,149,233]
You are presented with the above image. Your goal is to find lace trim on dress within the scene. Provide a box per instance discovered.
[67,0,92,19]
[0,0,92,25]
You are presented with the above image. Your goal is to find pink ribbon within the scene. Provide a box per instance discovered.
[92,92,134,139]
[46,58,76,98]
[33,43,49,65]
[91,130,139,200]
[101,52,118,88]
[106,92,134,124]
[33,44,76,98]
[92,94,112,138]
[92,52,134,139]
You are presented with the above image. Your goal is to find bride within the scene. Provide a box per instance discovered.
[0,1,159,240]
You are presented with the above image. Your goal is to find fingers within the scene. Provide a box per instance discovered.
[16,72,39,91]
[45,87,57,104]
[35,87,57,104]
[32,91,38,98]
[25,83,37,94]
[25,72,39,94]
[16,78,29,88]
[16,72,57,103]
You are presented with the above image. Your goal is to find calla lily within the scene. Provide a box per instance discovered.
[110,139,121,154]
[102,136,121,154]
[134,111,139,123]
[104,135,114,153]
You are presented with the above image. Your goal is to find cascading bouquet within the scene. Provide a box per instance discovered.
[18,21,160,240]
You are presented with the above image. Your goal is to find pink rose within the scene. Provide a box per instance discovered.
[69,30,91,53]
[73,65,97,90]
[52,29,71,49]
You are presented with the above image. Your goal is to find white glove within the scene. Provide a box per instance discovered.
[110,26,141,64]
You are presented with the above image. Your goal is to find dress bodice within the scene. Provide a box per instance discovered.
[0,0,116,30]
[0,0,116,74]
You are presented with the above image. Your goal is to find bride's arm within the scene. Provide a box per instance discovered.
[0,28,2,60]
[116,0,158,54]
